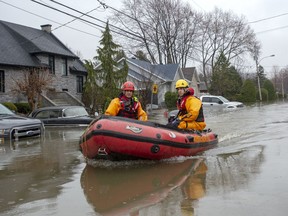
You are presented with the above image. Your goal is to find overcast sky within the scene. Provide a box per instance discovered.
[1,0,287,76]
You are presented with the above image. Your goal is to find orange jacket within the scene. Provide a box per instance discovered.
[178,96,206,130]
[105,98,148,121]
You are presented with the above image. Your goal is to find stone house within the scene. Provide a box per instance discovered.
[0,20,86,105]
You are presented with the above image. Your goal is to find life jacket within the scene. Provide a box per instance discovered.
[177,91,205,122]
[117,93,139,119]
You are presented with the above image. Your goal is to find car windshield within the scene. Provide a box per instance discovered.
[0,104,15,115]
[63,107,88,117]
[218,96,230,103]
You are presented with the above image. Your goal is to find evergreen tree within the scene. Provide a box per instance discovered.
[263,79,276,101]
[94,21,128,109]
[82,60,101,115]
[210,52,242,99]
[240,79,256,102]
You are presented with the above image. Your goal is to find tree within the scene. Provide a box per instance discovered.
[239,79,256,102]
[111,0,200,67]
[12,67,51,111]
[209,52,242,99]
[91,21,128,111]
[272,67,288,98]
[198,8,259,91]
[263,79,276,101]
[82,60,100,115]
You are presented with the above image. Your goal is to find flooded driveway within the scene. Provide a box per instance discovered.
[1,101,288,216]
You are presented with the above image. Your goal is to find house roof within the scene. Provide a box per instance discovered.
[128,58,179,81]
[182,67,197,81]
[0,20,77,67]
[70,59,87,74]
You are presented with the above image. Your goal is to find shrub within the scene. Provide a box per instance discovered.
[14,103,31,114]
[164,91,178,110]
[2,102,18,112]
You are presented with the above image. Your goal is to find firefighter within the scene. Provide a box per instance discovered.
[171,79,206,130]
[105,81,147,121]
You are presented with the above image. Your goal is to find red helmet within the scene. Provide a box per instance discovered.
[122,81,135,91]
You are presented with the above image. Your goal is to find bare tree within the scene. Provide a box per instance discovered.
[272,66,288,97]
[12,67,52,110]
[198,7,260,89]
[111,0,200,67]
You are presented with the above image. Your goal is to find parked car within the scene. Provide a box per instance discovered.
[200,95,244,109]
[28,106,95,126]
[0,103,44,140]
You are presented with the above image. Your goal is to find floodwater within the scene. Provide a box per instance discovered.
[1,101,288,216]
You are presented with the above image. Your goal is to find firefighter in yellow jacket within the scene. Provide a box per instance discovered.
[170,79,206,130]
[105,81,148,121]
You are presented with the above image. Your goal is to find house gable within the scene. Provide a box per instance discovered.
[182,67,201,96]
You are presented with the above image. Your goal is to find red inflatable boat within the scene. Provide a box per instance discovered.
[79,115,218,161]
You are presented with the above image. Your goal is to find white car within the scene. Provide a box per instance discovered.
[200,95,244,109]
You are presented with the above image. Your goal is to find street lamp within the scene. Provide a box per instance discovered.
[256,54,275,101]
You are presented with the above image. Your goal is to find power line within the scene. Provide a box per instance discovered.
[0,0,101,38]
[248,12,288,24]
[256,24,288,34]
[49,0,143,39]
[31,0,144,42]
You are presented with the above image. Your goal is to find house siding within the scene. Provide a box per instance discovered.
[0,67,24,102]
[0,55,84,103]
[38,54,83,100]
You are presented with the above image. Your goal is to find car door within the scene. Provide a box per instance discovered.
[33,110,61,125]
[211,97,223,106]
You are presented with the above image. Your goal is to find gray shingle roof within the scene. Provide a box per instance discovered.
[128,58,179,81]
[182,67,196,81]
[70,59,87,73]
[0,20,77,67]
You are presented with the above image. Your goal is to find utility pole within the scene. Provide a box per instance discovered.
[255,54,275,101]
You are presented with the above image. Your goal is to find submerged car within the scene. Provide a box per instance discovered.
[28,106,95,126]
[200,95,244,109]
[0,103,44,140]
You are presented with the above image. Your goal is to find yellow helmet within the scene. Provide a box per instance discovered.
[175,79,188,89]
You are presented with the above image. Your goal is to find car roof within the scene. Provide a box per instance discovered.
[33,106,85,111]
[201,95,221,97]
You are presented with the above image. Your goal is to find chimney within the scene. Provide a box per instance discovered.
[41,24,52,33]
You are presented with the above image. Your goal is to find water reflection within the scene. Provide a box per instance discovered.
[206,145,265,193]
[0,127,84,214]
[80,158,207,216]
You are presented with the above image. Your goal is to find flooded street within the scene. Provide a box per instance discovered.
[1,101,288,216]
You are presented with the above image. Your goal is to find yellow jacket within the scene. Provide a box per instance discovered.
[178,96,206,130]
[105,98,148,121]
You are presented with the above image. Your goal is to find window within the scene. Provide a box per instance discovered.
[201,97,210,103]
[49,55,55,74]
[61,57,68,76]
[76,76,84,93]
[211,98,220,103]
[0,71,4,92]
[34,110,61,119]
